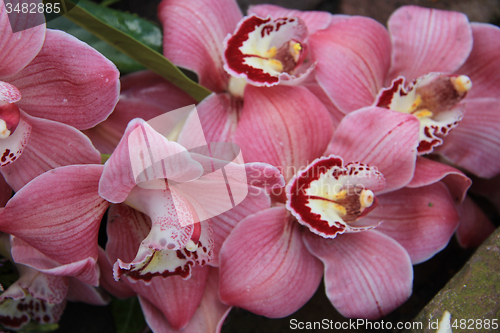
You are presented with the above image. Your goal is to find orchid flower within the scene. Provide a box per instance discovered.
[158,0,347,146]
[97,112,284,331]
[218,105,462,319]
[0,234,108,329]
[0,0,119,191]
[309,5,500,179]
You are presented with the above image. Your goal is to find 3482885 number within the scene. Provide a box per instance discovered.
[5,2,61,14]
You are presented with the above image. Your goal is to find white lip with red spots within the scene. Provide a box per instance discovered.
[286,155,386,239]
[375,73,472,154]
[223,15,311,87]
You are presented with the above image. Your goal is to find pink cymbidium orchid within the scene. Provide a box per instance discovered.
[218,106,462,320]
[95,115,283,331]
[0,234,108,329]
[309,5,500,179]
[158,0,346,145]
[0,1,119,191]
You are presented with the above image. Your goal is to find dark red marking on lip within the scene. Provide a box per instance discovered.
[225,16,280,85]
[376,78,405,109]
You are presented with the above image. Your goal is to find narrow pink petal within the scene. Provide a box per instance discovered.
[304,229,413,319]
[133,265,210,330]
[248,4,333,34]
[140,267,231,333]
[99,119,203,203]
[84,71,196,154]
[219,207,323,318]
[326,107,420,193]
[1,111,101,192]
[158,0,243,92]
[387,6,472,83]
[455,196,495,249]
[371,183,459,264]
[9,29,119,130]
[97,247,135,299]
[10,237,99,286]
[0,0,45,79]
[304,80,345,130]
[178,93,240,148]
[436,98,500,178]
[234,85,333,182]
[66,277,109,305]
[0,165,109,269]
[210,187,270,266]
[310,16,391,113]
[456,23,500,99]
[408,157,471,204]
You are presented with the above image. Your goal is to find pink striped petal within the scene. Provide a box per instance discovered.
[158,0,242,92]
[303,230,413,319]
[0,165,108,272]
[139,267,230,333]
[9,29,119,130]
[436,98,500,178]
[219,207,323,318]
[408,157,471,204]
[135,265,210,330]
[387,6,472,83]
[457,23,500,99]
[371,183,459,264]
[304,81,345,130]
[10,237,99,286]
[1,111,101,192]
[97,247,135,299]
[178,93,240,147]
[310,16,391,113]
[0,0,45,79]
[84,71,196,154]
[249,4,333,34]
[234,85,333,182]
[326,107,420,193]
[66,278,109,305]
[455,196,495,249]
[210,187,270,266]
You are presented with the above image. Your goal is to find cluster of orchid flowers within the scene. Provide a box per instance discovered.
[0,0,498,331]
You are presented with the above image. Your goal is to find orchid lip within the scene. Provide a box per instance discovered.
[286,155,386,239]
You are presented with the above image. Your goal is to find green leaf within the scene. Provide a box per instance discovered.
[47,16,145,73]
[17,322,59,333]
[45,0,211,102]
[111,297,147,333]
[100,0,122,7]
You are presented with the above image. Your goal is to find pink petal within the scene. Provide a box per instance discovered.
[1,111,101,192]
[234,85,333,182]
[371,183,459,264]
[84,71,196,154]
[135,266,210,330]
[14,264,68,304]
[0,165,109,271]
[158,0,243,92]
[303,230,413,319]
[66,277,110,305]
[326,107,420,193]
[408,156,471,204]
[99,118,203,203]
[0,1,45,79]
[210,187,270,266]
[140,267,231,333]
[455,196,495,248]
[387,6,472,83]
[0,81,21,103]
[436,98,500,178]
[310,16,391,113]
[456,23,500,99]
[219,207,323,318]
[248,4,333,34]
[10,237,99,286]
[9,29,119,130]
[304,80,345,130]
[97,247,135,299]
